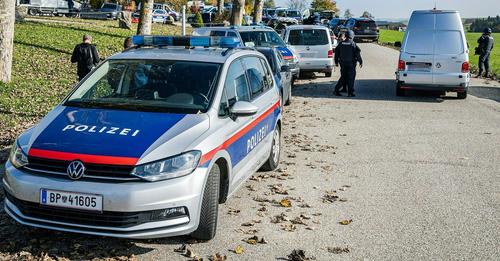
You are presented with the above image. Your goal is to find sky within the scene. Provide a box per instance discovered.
[275,0,500,19]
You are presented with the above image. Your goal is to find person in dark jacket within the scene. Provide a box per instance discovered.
[333,32,347,93]
[71,34,100,81]
[477,28,494,78]
[334,30,362,97]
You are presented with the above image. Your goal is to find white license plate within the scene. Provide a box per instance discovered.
[300,52,316,58]
[40,189,103,212]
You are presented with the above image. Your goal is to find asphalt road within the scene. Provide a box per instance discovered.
[0,43,499,260]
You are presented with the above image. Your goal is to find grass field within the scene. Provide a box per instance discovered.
[0,18,184,148]
[379,29,500,76]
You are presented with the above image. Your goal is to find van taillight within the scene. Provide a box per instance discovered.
[328,50,334,58]
[461,61,469,73]
[398,60,406,71]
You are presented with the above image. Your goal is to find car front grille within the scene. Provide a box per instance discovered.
[5,192,188,228]
[25,156,139,181]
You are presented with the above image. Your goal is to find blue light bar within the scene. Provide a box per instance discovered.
[131,35,241,49]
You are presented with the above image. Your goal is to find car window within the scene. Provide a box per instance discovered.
[227,31,237,37]
[224,60,250,107]
[243,57,266,97]
[259,58,273,91]
[404,30,434,54]
[288,29,329,45]
[356,20,377,30]
[210,31,227,37]
[66,60,221,113]
[434,31,464,54]
[239,30,286,47]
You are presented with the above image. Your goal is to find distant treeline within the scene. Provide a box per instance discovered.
[469,16,500,33]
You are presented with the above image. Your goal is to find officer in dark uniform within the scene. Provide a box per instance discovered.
[333,32,347,93]
[71,34,100,81]
[334,30,362,97]
[477,28,494,78]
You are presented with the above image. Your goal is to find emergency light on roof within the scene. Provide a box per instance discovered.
[132,35,241,48]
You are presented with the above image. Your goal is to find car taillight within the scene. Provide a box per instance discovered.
[354,26,359,30]
[461,61,469,73]
[328,50,334,58]
[398,60,406,71]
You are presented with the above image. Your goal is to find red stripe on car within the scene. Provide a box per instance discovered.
[28,148,139,166]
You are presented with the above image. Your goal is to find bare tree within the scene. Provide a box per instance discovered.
[137,0,153,35]
[230,0,245,26]
[217,0,224,15]
[288,0,307,11]
[253,0,264,24]
[0,0,15,83]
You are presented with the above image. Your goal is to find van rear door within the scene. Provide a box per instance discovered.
[432,12,467,86]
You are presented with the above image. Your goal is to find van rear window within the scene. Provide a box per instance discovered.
[288,29,329,46]
[434,31,463,54]
[404,30,434,54]
[404,30,464,55]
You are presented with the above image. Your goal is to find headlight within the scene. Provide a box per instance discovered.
[131,151,201,182]
[9,142,28,168]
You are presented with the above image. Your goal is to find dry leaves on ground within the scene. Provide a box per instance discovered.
[287,249,314,261]
[328,246,350,254]
[339,219,353,225]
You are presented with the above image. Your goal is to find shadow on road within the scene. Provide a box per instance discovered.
[469,86,500,102]
[294,79,448,103]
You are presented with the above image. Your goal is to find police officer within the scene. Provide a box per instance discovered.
[71,34,100,81]
[477,28,494,78]
[334,30,362,97]
[333,32,347,93]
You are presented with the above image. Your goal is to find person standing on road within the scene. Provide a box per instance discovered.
[71,34,100,81]
[333,32,348,93]
[334,30,363,97]
[476,28,494,78]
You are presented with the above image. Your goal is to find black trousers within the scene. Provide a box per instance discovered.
[338,63,356,95]
[77,68,91,81]
[334,66,347,92]
[478,52,490,75]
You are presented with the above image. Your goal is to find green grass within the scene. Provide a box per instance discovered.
[0,18,185,147]
[379,29,500,76]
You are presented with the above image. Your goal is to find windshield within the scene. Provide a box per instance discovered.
[66,60,221,113]
[277,9,286,17]
[240,31,286,47]
[102,4,116,9]
[286,10,300,17]
[267,9,276,16]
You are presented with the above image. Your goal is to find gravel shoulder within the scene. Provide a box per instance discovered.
[1,43,499,260]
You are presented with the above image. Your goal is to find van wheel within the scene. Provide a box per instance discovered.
[191,164,220,240]
[396,82,405,96]
[260,127,281,171]
[457,91,467,99]
[28,9,38,16]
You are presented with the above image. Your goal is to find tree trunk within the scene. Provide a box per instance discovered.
[136,0,153,35]
[217,0,224,15]
[230,0,245,26]
[0,0,15,83]
[253,0,263,24]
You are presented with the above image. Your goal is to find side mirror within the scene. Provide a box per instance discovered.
[230,101,258,117]
[280,65,291,72]
[395,41,402,48]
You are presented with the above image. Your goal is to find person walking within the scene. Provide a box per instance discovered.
[476,28,494,78]
[333,32,347,93]
[71,34,100,81]
[334,30,362,97]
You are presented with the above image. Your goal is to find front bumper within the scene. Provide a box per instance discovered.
[2,161,208,239]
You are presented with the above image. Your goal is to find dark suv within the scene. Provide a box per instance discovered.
[328,18,346,36]
[341,18,379,42]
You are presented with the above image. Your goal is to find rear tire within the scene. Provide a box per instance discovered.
[191,164,220,240]
[396,81,405,96]
[28,9,38,16]
[260,127,281,171]
[457,91,467,99]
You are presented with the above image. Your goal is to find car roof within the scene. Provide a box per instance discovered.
[109,47,256,63]
[412,10,458,14]
[286,25,329,30]
[195,26,276,32]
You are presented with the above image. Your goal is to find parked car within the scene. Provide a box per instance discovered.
[152,9,169,23]
[131,12,139,23]
[21,0,81,16]
[262,8,276,23]
[257,47,293,105]
[193,26,300,82]
[320,10,336,20]
[285,9,303,23]
[152,3,179,21]
[396,10,470,98]
[99,2,122,20]
[3,35,282,240]
[340,18,379,42]
[328,18,346,36]
[282,25,335,77]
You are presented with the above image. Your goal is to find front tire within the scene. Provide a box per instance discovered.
[191,164,220,240]
[260,127,281,171]
[457,91,467,99]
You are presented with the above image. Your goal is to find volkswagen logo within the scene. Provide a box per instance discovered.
[67,161,85,180]
[436,63,442,68]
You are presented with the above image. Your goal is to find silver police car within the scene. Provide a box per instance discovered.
[3,36,282,240]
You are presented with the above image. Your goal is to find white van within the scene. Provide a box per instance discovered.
[396,10,470,99]
[283,25,335,77]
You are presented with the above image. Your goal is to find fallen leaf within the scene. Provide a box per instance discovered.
[233,245,244,254]
[339,219,352,225]
[227,208,241,215]
[328,246,350,254]
[244,236,268,245]
[287,249,313,261]
[323,190,339,203]
[209,253,227,261]
[241,222,254,227]
[280,198,292,207]
[281,223,297,232]
[271,213,289,223]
